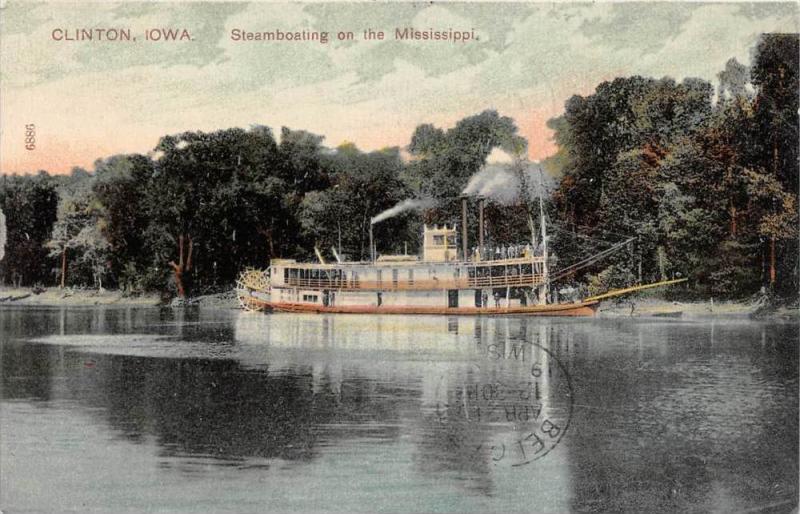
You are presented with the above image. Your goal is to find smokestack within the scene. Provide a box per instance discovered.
[479,198,485,249]
[369,224,374,262]
[461,197,468,260]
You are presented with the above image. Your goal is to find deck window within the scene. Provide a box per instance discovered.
[302,294,318,302]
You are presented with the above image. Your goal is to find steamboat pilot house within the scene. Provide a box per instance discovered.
[259,223,556,314]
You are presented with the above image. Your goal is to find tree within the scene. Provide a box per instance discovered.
[750,33,799,293]
[147,132,213,297]
[547,75,748,290]
[751,34,799,193]
[551,76,714,229]
[72,222,111,289]
[46,170,110,289]
[146,126,312,295]
[93,154,157,291]
[46,199,84,288]
[656,182,722,282]
[0,173,58,286]
[744,169,798,287]
[300,144,412,260]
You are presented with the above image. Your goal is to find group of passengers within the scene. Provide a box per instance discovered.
[472,244,538,261]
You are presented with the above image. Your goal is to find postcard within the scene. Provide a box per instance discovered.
[1,1,798,513]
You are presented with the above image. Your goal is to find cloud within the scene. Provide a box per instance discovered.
[2,1,798,174]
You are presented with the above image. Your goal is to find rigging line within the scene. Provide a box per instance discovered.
[554,247,623,277]
[568,239,632,269]
[549,238,635,281]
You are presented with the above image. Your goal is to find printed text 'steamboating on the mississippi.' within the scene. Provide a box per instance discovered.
[229,27,478,43]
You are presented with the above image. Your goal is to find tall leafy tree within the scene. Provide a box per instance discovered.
[148,127,283,295]
[0,172,58,286]
[549,76,716,285]
[92,154,156,291]
[45,168,112,289]
[749,33,799,292]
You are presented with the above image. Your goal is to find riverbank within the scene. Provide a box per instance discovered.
[598,297,798,321]
[1,286,796,320]
[0,287,161,307]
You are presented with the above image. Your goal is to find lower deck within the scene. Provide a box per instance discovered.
[272,287,533,309]
[241,296,598,316]
[241,287,597,317]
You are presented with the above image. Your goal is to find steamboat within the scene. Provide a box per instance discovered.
[236,197,683,317]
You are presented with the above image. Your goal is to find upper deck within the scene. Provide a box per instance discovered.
[269,223,547,292]
[270,255,546,291]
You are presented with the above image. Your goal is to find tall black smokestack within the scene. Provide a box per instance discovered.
[479,198,485,249]
[461,197,468,260]
[369,224,374,262]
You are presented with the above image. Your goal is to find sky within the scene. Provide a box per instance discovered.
[0,1,797,174]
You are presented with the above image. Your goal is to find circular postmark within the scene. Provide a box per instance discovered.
[431,340,574,467]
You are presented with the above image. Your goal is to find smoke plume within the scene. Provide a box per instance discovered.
[462,162,554,205]
[370,198,435,225]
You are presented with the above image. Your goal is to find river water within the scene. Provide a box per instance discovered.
[1,306,797,513]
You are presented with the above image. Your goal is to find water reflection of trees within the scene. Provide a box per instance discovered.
[4,309,579,494]
[5,307,795,509]
[85,355,425,465]
[2,340,56,401]
[560,321,799,512]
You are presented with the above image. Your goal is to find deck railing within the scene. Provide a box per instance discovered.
[285,273,545,291]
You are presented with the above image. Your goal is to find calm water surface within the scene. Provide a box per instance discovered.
[1,306,797,513]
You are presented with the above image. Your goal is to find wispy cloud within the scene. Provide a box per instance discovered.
[1,2,797,174]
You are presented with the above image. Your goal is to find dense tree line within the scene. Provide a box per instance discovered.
[0,110,523,297]
[547,33,798,297]
[0,34,796,299]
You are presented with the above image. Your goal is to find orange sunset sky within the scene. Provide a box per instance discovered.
[1,1,797,175]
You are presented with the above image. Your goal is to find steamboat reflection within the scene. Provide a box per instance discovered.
[3,309,577,496]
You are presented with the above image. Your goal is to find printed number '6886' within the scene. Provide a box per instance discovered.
[25,124,36,150]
